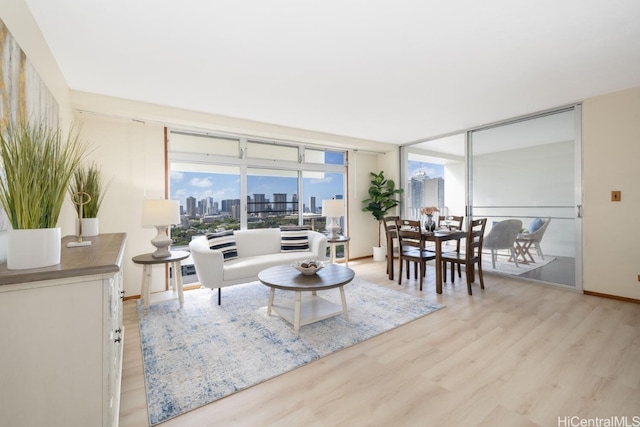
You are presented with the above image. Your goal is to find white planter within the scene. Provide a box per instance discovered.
[76,218,99,237]
[7,228,61,270]
[373,246,387,262]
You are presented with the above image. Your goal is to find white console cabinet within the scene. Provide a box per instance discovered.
[0,233,127,427]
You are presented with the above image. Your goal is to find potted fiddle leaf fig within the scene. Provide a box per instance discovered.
[68,162,109,237]
[361,171,403,261]
[0,120,87,269]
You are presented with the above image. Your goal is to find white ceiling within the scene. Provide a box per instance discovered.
[23,0,640,145]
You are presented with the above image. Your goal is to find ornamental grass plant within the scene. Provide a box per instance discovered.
[69,162,108,218]
[0,121,87,229]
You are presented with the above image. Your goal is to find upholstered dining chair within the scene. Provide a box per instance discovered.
[483,219,523,269]
[440,218,487,295]
[383,215,399,280]
[396,218,436,291]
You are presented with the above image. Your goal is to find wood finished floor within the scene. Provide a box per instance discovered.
[119,258,640,427]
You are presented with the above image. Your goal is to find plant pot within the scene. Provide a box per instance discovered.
[373,246,387,262]
[76,218,99,237]
[7,228,61,270]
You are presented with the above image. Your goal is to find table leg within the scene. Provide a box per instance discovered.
[339,286,349,321]
[174,261,184,307]
[330,243,336,264]
[435,237,443,294]
[345,241,349,267]
[294,291,302,334]
[141,265,152,310]
[267,288,274,316]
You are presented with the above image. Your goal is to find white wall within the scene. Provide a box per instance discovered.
[65,115,168,296]
[348,150,401,259]
[583,86,640,299]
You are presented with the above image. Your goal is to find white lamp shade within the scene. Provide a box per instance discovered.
[322,199,344,218]
[142,199,180,226]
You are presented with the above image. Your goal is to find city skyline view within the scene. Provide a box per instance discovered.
[170,160,443,213]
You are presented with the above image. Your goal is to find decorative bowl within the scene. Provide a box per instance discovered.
[293,260,325,275]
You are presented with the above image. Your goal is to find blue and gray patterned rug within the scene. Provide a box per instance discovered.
[138,278,444,425]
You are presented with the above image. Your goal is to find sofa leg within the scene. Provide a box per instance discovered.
[218,288,221,305]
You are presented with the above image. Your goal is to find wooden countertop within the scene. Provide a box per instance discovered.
[0,233,127,285]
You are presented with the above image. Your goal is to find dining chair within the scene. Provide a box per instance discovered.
[382,215,399,280]
[396,219,436,291]
[437,215,464,281]
[440,218,487,295]
[484,219,523,268]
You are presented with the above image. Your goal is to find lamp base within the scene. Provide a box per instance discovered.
[151,225,173,258]
[326,218,341,239]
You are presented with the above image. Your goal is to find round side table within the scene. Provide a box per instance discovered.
[132,250,190,310]
[326,235,350,266]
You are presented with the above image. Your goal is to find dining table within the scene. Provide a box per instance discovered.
[423,229,467,294]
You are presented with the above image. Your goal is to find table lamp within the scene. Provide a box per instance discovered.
[142,199,181,258]
[322,199,344,239]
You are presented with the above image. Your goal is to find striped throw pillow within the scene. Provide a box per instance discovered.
[280,226,310,252]
[206,230,238,261]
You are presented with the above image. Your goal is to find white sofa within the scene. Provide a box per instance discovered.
[189,228,327,304]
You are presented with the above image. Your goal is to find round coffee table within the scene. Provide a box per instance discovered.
[258,263,355,334]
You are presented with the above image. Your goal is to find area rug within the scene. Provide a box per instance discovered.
[137,278,444,425]
[481,250,556,276]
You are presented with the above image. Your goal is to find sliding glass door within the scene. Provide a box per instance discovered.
[469,108,580,288]
[401,106,582,289]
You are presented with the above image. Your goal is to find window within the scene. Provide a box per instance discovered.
[167,131,346,245]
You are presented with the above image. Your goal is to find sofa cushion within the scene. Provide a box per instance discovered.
[222,251,315,281]
[206,230,238,261]
[280,226,310,252]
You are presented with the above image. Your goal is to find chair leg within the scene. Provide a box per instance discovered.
[387,255,395,280]
[398,258,404,285]
[419,262,424,291]
[510,248,519,267]
[457,264,462,278]
[451,261,456,283]
[465,263,473,295]
[535,243,544,259]
[443,261,447,282]
[477,261,485,290]
[491,249,497,269]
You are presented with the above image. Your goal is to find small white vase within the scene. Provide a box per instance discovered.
[76,218,99,237]
[7,227,61,270]
[373,246,387,262]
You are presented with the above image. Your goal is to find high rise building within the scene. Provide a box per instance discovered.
[309,196,316,213]
[251,194,267,213]
[186,196,196,218]
[408,172,444,216]
[273,193,288,213]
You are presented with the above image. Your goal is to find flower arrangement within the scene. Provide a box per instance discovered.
[420,206,439,216]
